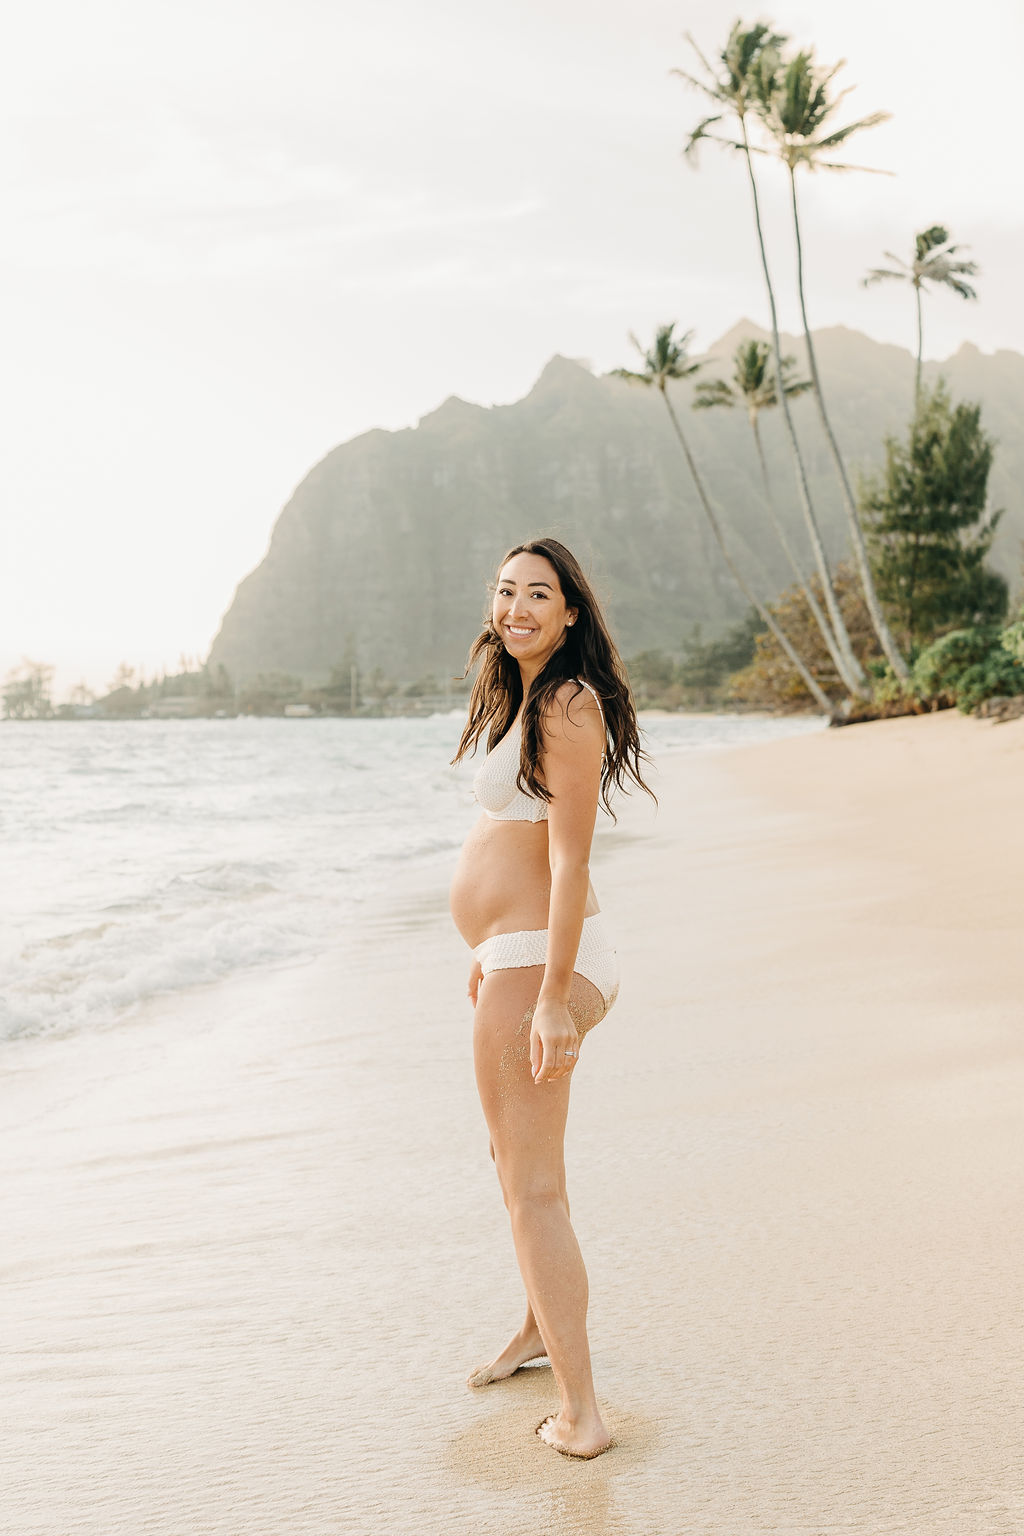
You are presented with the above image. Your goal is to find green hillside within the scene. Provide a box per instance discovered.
[207,323,1023,684]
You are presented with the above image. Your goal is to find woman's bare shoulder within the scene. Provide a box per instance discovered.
[542,680,604,739]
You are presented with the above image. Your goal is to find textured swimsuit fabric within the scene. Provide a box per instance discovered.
[471,717,548,822]
[474,914,619,1010]
[471,679,606,823]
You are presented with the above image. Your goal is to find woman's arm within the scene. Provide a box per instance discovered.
[531,683,604,1083]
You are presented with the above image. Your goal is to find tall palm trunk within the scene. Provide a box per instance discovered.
[788,169,911,682]
[660,384,833,714]
[914,281,923,410]
[749,413,848,680]
[738,119,867,696]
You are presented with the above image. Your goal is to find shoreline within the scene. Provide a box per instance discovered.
[3,710,1022,1535]
[1,703,821,723]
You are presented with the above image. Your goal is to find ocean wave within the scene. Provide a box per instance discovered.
[0,713,822,1044]
[0,899,322,1042]
[0,717,472,1042]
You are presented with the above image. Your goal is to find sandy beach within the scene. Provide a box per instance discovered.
[3,709,1023,1536]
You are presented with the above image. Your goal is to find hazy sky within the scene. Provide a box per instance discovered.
[4,0,1022,694]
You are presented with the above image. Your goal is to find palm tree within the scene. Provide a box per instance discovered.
[614,324,834,714]
[755,48,911,683]
[693,339,853,678]
[863,225,979,406]
[675,24,868,698]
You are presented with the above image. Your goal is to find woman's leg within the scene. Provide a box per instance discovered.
[472,964,611,1457]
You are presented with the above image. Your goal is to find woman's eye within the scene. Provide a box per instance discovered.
[530,591,548,600]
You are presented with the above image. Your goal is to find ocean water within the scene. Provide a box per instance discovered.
[0,713,823,1043]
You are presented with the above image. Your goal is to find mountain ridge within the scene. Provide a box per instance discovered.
[207,325,1023,685]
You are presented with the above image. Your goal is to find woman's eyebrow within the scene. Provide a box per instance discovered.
[499,578,554,589]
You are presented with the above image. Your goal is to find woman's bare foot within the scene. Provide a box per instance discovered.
[535,1410,613,1460]
[466,1327,548,1388]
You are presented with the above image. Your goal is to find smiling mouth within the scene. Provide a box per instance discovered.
[504,624,535,637]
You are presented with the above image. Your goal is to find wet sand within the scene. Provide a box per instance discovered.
[3,710,1023,1535]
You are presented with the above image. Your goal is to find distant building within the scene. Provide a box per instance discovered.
[147,697,204,719]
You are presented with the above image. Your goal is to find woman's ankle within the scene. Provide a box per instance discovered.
[556,1396,603,1428]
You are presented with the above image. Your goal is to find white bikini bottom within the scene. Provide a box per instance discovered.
[474,913,619,1012]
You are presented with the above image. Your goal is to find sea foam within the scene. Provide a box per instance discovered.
[1,712,823,1042]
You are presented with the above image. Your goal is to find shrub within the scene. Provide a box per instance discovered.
[861,381,1006,651]
[912,627,1024,713]
[1001,621,1024,665]
[727,563,880,711]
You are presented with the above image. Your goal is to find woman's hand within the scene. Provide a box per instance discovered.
[467,959,484,1007]
[530,1000,580,1083]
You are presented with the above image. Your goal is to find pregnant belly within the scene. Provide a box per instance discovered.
[450,817,554,948]
[450,815,598,949]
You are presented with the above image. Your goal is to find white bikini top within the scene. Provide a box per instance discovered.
[472,679,606,823]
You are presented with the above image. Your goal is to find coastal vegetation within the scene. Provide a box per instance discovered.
[3,647,755,720]
[862,383,1006,652]
[1,661,57,720]
[0,657,467,721]
[678,23,871,695]
[616,17,1022,723]
[613,325,833,713]
[628,615,761,710]
[727,381,1021,715]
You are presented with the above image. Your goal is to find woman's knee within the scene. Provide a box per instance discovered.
[508,1185,568,1231]
[494,1157,566,1219]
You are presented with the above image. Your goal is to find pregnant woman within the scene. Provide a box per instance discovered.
[450,537,651,1460]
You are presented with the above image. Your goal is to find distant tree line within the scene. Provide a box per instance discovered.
[626,614,763,710]
[1,657,470,722]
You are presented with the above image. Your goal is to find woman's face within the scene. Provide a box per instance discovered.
[492,552,578,671]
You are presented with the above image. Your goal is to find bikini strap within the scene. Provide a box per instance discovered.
[575,678,606,730]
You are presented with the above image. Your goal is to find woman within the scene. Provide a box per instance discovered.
[450,537,652,1461]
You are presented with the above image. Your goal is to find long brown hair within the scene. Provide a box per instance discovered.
[452,537,654,816]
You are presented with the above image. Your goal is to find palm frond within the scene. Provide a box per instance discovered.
[670,67,726,107]
[683,114,724,160]
[749,46,781,111]
[814,111,891,150]
[722,21,789,97]
[913,225,979,293]
[915,224,950,259]
[678,23,791,156]
[611,367,654,387]
[780,369,813,400]
[925,255,980,282]
[865,225,981,304]
[818,60,847,92]
[693,379,735,409]
[617,323,703,388]
[862,266,907,288]
[685,125,750,160]
[801,155,894,175]
[942,277,979,301]
[757,46,890,174]
[682,30,720,85]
